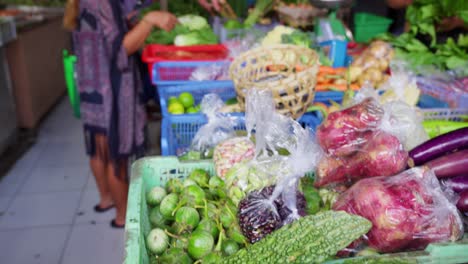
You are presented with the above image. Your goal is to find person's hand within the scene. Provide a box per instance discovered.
[437,17,466,32]
[386,0,413,9]
[143,11,177,32]
[198,0,221,14]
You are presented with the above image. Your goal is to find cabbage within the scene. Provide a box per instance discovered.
[174,29,218,46]
[178,15,208,31]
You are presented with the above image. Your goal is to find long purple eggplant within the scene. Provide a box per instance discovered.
[457,190,468,214]
[409,127,468,166]
[425,149,468,179]
[442,175,468,193]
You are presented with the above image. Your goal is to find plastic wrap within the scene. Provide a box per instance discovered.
[189,63,230,81]
[379,60,421,107]
[213,137,255,179]
[314,92,430,187]
[349,40,394,87]
[332,167,464,254]
[189,94,237,158]
[224,30,263,59]
[237,186,307,243]
[227,88,322,243]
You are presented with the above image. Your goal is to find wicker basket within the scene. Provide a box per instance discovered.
[277,5,327,28]
[229,44,320,119]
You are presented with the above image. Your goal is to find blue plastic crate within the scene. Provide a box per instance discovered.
[159,81,346,117]
[161,112,323,156]
[152,60,232,87]
[159,81,236,117]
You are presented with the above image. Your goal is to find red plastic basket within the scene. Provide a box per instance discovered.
[141,44,229,81]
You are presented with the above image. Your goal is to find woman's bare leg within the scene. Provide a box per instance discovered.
[90,134,113,208]
[106,161,129,225]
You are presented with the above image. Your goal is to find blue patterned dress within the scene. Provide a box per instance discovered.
[73,0,146,166]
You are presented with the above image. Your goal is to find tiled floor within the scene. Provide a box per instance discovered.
[0,99,129,264]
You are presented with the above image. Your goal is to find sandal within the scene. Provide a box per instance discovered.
[93,204,114,213]
[110,219,125,229]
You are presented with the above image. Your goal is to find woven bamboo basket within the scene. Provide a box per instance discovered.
[229,44,319,119]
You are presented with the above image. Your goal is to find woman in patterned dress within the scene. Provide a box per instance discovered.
[63,0,176,228]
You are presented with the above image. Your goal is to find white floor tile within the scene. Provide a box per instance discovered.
[0,225,70,264]
[61,223,125,264]
[0,191,81,229]
[1,144,44,187]
[20,166,89,194]
[85,172,97,190]
[74,189,115,225]
[0,197,11,212]
[0,180,21,198]
[34,141,88,167]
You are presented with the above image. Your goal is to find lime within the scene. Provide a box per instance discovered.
[168,96,180,105]
[168,101,185,115]
[179,92,195,108]
[186,106,198,114]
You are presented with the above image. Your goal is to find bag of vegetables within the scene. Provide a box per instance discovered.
[221,89,322,243]
[185,94,239,159]
[333,167,464,254]
[315,93,428,187]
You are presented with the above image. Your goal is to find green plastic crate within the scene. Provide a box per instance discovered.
[354,12,393,43]
[124,156,468,264]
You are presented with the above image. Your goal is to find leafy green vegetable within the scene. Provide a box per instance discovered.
[174,28,218,46]
[178,15,209,31]
[406,0,468,47]
[244,0,275,28]
[281,30,312,48]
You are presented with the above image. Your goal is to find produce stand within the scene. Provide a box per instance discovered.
[2,6,71,128]
[125,157,468,264]
[131,2,468,263]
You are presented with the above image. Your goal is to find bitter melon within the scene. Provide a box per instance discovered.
[221,211,372,264]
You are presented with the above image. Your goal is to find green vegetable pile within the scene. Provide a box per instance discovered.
[145,166,364,263]
[378,0,468,71]
[145,169,247,263]
[140,5,218,46]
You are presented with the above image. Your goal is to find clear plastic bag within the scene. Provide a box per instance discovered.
[189,63,230,81]
[314,93,429,187]
[378,60,421,107]
[226,88,322,243]
[189,94,238,158]
[332,167,464,254]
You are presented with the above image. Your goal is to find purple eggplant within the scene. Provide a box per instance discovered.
[442,175,468,193]
[425,149,468,179]
[409,127,468,166]
[457,190,468,214]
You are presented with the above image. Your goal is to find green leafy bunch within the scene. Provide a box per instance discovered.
[406,0,468,46]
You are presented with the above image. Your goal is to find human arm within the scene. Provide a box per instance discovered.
[122,11,177,55]
[198,0,221,13]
